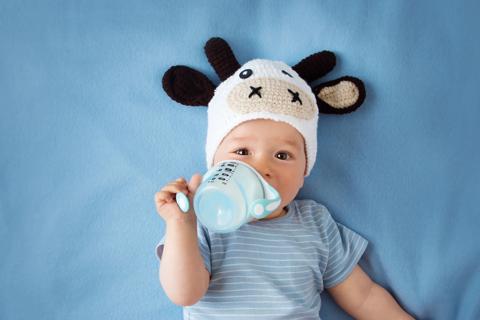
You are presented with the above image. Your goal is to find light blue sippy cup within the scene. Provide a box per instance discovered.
[190,160,282,233]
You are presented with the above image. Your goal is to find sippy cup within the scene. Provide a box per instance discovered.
[176,160,282,233]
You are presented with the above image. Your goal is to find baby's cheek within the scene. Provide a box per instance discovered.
[277,186,294,205]
[212,152,230,165]
[279,178,302,202]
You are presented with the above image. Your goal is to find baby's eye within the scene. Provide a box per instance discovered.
[234,148,249,156]
[275,152,291,160]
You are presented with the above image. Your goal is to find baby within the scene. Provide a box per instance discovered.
[155,37,413,319]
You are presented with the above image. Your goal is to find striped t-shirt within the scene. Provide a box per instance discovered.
[156,199,368,320]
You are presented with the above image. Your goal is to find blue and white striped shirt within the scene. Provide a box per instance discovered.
[156,199,368,319]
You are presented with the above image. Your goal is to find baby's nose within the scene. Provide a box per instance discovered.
[227,78,316,119]
[253,162,273,180]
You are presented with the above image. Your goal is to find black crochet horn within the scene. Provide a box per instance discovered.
[204,37,241,81]
[292,51,336,83]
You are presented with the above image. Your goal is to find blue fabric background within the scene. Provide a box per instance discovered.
[1,1,479,319]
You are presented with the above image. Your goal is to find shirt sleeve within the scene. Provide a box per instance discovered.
[155,222,212,275]
[321,208,368,288]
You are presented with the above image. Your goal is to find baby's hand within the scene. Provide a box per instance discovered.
[154,173,202,224]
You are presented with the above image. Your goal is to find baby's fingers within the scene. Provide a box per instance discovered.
[162,181,189,195]
[154,177,192,217]
[155,190,175,205]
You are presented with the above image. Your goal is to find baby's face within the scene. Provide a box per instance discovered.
[213,119,306,219]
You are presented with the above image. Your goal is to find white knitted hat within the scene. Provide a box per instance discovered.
[162,37,366,178]
[205,59,318,176]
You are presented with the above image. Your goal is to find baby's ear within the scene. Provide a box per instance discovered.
[313,76,366,114]
[162,65,215,107]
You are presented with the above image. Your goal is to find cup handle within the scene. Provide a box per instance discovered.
[249,198,282,219]
[175,192,190,213]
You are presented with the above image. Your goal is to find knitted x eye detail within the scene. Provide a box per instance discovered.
[227,77,316,120]
[288,89,303,105]
[248,86,262,98]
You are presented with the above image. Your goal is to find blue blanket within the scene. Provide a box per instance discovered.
[1,1,479,319]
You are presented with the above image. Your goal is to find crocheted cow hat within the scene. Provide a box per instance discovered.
[162,37,366,176]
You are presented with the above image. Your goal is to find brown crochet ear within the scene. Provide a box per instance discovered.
[162,65,215,107]
[313,76,366,114]
[292,51,336,83]
[204,37,241,81]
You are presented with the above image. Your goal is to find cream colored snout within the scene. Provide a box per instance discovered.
[227,78,316,120]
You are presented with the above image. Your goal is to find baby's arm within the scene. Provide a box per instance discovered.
[327,265,414,320]
[155,174,210,306]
